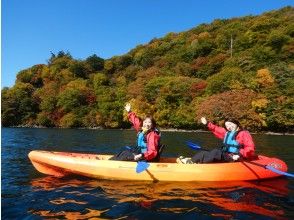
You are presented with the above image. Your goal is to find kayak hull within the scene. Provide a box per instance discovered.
[28,150,288,182]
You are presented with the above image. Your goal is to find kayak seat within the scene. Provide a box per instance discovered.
[150,144,166,162]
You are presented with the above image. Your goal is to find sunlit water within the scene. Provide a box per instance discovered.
[2,128,294,219]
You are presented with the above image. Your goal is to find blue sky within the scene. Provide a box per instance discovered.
[2,0,293,88]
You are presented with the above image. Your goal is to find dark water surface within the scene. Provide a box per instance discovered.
[2,128,294,219]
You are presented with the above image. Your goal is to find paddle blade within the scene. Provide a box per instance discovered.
[125,146,132,150]
[266,165,294,178]
[136,161,150,173]
[186,141,202,150]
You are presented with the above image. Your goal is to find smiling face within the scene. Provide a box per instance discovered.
[225,121,238,131]
[142,118,153,131]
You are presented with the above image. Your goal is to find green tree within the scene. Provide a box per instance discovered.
[49,51,73,74]
[59,113,81,128]
[16,64,46,88]
[57,79,90,112]
[267,30,290,51]
[206,67,245,95]
[1,83,38,126]
[251,46,276,65]
[85,54,104,72]
[57,88,84,112]
[36,112,54,127]
[69,61,90,78]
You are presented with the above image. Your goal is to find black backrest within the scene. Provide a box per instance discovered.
[151,144,166,162]
[158,144,165,155]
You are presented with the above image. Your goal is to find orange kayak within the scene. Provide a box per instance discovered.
[28,150,288,182]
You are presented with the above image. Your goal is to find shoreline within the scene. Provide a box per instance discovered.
[5,125,294,136]
[161,128,294,136]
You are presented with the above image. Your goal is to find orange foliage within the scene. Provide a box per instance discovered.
[127,67,162,99]
[191,57,209,71]
[124,98,154,122]
[127,80,144,99]
[256,68,275,88]
[154,57,169,68]
[196,90,265,130]
[188,34,198,43]
[251,98,270,111]
[208,53,228,65]
[136,66,161,79]
[85,92,96,105]
[189,81,207,98]
[275,95,287,104]
[51,109,65,126]
[198,32,211,40]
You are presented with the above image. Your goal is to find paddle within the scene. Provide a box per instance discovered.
[116,146,150,173]
[186,141,207,151]
[124,146,150,173]
[125,146,132,150]
[246,160,294,178]
[136,161,150,173]
[186,141,294,178]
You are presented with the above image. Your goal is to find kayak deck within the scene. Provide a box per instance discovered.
[28,150,288,182]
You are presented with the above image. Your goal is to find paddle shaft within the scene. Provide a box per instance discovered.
[243,160,265,168]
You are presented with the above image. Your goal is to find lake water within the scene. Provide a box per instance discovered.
[2,128,294,219]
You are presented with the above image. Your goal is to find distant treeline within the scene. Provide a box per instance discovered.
[2,6,294,132]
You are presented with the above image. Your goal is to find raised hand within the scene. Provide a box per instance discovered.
[200,117,207,125]
[125,103,131,112]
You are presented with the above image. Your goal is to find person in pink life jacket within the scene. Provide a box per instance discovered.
[178,117,255,164]
[110,103,161,162]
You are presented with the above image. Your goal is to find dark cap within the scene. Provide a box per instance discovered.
[224,118,241,128]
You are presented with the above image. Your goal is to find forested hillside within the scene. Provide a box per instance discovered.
[2,7,294,131]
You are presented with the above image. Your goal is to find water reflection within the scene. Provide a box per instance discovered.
[30,176,289,219]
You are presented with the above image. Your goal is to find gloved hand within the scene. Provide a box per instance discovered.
[232,154,240,161]
[200,117,207,125]
[125,103,131,112]
[134,154,143,161]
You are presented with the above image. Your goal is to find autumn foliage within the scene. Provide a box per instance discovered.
[2,7,294,132]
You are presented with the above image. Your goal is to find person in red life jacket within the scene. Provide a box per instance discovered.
[110,103,161,162]
[177,117,255,164]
